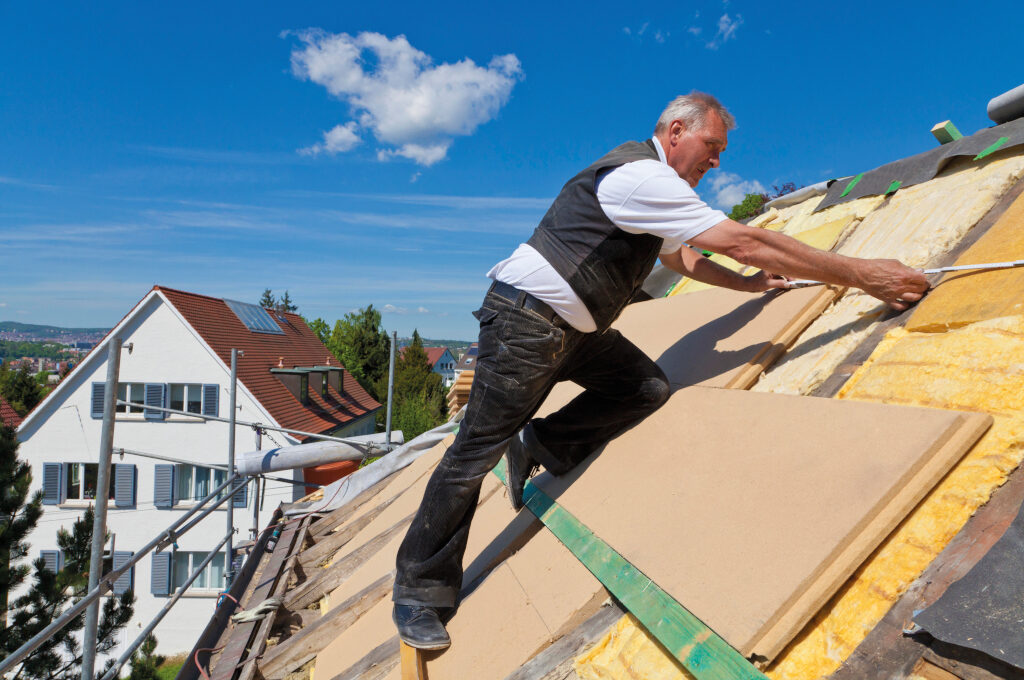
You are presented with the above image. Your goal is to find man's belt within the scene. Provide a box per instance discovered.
[488,281,562,323]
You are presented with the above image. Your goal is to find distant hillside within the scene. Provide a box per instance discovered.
[0,321,109,336]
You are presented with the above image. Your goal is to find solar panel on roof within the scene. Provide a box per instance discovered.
[224,299,285,335]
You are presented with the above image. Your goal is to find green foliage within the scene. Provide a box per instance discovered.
[0,341,71,362]
[305,318,331,345]
[726,192,768,221]
[374,330,447,440]
[128,634,165,680]
[327,306,390,401]
[0,423,43,612]
[0,362,46,416]
[1,498,135,680]
[258,289,297,313]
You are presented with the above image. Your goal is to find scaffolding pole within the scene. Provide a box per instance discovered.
[226,348,238,587]
[81,337,122,680]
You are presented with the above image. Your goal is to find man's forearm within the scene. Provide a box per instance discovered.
[660,246,761,292]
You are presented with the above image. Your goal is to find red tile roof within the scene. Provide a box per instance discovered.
[157,287,380,440]
[399,346,449,368]
[0,396,23,428]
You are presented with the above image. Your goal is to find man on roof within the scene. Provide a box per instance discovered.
[392,92,929,649]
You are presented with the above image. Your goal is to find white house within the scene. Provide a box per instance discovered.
[15,286,379,655]
[423,347,457,387]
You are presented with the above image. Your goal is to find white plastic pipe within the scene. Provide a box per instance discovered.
[235,431,404,476]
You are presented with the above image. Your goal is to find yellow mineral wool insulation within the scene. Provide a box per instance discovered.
[752,292,885,395]
[835,152,1024,267]
[777,195,884,239]
[574,614,697,680]
[668,252,746,296]
[764,315,1024,680]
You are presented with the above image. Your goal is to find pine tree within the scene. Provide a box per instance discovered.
[0,422,43,623]
[327,306,390,400]
[374,330,448,439]
[276,291,297,313]
[0,362,45,415]
[127,634,164,680]
[258,289,276,309]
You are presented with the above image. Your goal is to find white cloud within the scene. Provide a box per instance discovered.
[383,303,409,314]
[417,306,429,313]
[300,122,361,156]
[289,30,522,166]
[705,171,765,210]
[410,172,422,183]
[0,302,7,307]
[706,13,743,49]
[687,26,702,36]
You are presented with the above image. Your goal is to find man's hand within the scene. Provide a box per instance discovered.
[854,259,929,311]
[744,270,790,293]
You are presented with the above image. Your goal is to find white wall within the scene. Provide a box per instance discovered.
[16,294,302,657]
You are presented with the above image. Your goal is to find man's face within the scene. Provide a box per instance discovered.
[663,111,728,187]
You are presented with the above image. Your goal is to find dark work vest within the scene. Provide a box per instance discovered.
[526,139,664,332]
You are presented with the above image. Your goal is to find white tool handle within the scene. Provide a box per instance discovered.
[785,259,1024,288]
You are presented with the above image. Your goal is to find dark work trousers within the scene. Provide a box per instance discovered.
[392,285,670,607]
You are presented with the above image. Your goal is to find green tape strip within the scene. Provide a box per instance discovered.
[885,180,902,195]
[839,173,864,198]
[493,460,767,680]
[664,281,678,297]
[974,136,1009,161]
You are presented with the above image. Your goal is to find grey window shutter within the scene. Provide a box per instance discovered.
[91,382,105,418]
[114,464,136,508]
[232,477,248,508]
[40,550,62,573]
[112,551,134,594]
[150,552,171,596]
[144,383,166,420]
[42,463,62,505]
[202,384,219,417]
[154,464,174,508]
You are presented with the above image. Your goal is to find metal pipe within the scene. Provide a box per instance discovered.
[0,473,241,676]
[385,330,397,447]
[115,399,388,452]
[98,532,234,680]
[113,446,315,487]
[252,427,262,540]
[234,432,402,476]
[81,337,122,680]
[170,476,243,545]
[226,348,238,587]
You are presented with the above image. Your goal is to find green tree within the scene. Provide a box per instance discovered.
[305,318,331,345]
[1,500,135,680]
[258,289,276,308]
[276,291,297,313]
[375,331,447,439]
[127,634,164,680]
[0,362,45,416]
[727,192,768,221]
[327,306,390,400]
[0,422,42,622]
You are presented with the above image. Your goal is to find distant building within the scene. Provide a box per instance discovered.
[424,347,457,386]
[455,343,478,378]
[15,285,380,654]
[0,395,23,428]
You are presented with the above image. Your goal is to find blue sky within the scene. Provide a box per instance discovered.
[2,1,1023,340]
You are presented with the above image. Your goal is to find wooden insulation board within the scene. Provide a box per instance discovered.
[531,387,991,662]
[907,189,1024,332]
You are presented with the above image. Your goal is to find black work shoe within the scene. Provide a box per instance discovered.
[393,604,452,650]
[504,428,539,511]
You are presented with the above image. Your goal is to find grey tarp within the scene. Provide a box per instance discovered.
[814,116,1024,212]
[912,496,1024,669]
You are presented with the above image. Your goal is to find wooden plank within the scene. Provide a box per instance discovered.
[912,657,962,680]
[529,387,991,663]
[259,572,394,679]
[236,516,312,680]
[492,459,768,680]
[285,515,412,611]
[504,602,625,680]
[328,635,401,680]
[299,492,402,568]
[210,518,302,680]
[399,642,425,680]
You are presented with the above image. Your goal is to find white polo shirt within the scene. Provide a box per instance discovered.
[487,137,727,332]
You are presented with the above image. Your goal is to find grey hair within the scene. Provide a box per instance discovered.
[654,92,736,133]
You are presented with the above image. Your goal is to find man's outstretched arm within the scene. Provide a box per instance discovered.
[688,219,929,310]
[659,243,789,293]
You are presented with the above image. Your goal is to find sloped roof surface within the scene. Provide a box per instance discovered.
[423,346,449,366]
[158,287,380,438]
[0,396,23,428]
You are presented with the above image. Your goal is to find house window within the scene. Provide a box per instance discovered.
[169,384,203,414]
[64,463,115,501]
[171,551,225,591]
[116,383,145,413]
[175,464,228,503]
